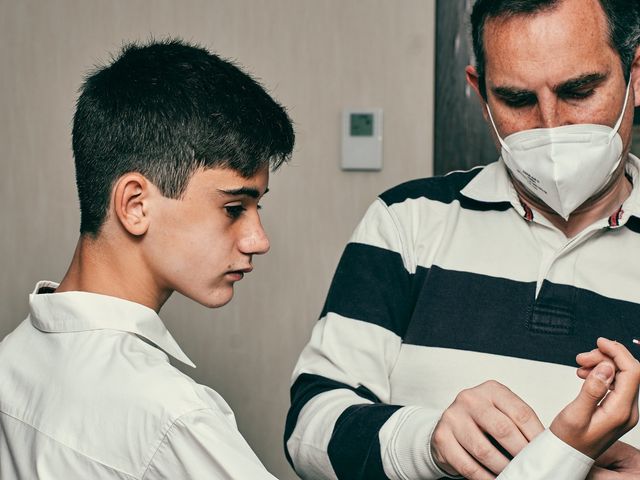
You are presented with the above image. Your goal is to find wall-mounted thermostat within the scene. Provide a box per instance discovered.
[341,108,383,171]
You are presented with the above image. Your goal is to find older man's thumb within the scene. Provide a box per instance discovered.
[580,362,615,406]
[593,363,615,384]
[551,362,616,455]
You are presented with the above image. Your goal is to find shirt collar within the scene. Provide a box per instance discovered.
[620,154,640,218]
[460,154,640,220]
[460,159,516,204]
[29,281,196,368]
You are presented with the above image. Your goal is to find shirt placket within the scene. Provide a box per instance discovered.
[527,212,620,337]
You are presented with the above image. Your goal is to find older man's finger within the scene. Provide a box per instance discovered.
[567,362,615,418]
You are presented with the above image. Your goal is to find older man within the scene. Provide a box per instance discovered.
[285,1,640,479]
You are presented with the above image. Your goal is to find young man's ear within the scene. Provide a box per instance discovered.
[466,65,489,120]
[112,173,151,236]
[631,45,640,107]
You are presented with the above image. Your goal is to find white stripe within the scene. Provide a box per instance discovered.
[292,315,401,403]
[379,406,448,480]
[387,196,540,282]
[381,193,640,304]
[289,315,403,478]
[350,199,407,264]
[389,345,640,446]
[287,389,355,480]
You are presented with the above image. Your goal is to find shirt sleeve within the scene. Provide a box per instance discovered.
[143,408,278,480]
[497,429,594,480]
[284,198,453,480]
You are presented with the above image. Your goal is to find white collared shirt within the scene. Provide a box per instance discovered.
[0,282,278,479]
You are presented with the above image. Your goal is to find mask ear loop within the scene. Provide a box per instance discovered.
[486,104,512,154]
[608,80,632,141]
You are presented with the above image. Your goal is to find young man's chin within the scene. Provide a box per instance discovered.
[173,281,236,309]
[196,289,235,309]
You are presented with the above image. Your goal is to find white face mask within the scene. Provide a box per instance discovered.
[487,81,631,220]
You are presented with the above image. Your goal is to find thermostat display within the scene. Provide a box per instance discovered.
[350,113,374,137]
[342,109,383,171]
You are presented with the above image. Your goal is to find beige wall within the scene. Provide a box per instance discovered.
[0,1,435,478]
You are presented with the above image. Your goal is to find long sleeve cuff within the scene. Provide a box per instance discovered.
[380,406,463,480]
[498,429,594,480]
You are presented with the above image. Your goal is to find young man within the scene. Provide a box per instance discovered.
[285,0,640,479]
[0,39,294,479]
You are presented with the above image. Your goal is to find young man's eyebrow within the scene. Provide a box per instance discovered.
[217,187,269,198]
[554,72,608,94]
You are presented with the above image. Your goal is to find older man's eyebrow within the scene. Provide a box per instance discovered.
[491,86,537,105]
[554,72,608,95]
[490,72,610,105]
[217,187,269,198]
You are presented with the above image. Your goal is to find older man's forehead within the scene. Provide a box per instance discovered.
[482,0,616,87]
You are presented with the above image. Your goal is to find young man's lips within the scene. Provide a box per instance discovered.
[226,272,244,281]
[226,267,252,280]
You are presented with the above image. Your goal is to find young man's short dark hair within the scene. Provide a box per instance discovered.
[73,39,294,235]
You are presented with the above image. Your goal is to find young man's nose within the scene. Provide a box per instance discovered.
[238,223,270,255]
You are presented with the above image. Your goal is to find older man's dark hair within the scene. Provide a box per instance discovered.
[470,0,640,99]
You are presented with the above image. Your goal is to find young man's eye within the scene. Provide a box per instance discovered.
[225,205,246,219]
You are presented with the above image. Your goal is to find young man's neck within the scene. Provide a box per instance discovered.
[513,162,633,239]
[56,234,171,312]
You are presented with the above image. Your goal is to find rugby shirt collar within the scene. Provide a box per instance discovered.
[620,154,640,218]
[460,154,640,223]
[459,159,514,204]
[28,280,196,368]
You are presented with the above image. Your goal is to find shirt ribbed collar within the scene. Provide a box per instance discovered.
[459,158,515,204]
[460,154,640,220]
[621,154,640,218]
[29,281,196,368]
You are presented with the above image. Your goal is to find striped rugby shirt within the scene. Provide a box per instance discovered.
[285,156,640,480]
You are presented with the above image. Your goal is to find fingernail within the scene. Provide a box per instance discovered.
[594,363,614,383]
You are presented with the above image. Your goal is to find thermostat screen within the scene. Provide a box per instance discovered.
[350,113,374,137]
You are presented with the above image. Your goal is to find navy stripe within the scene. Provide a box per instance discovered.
[320,243,426,338]
[379,170,481,206]
[328,403,401,480]
[626,215,640,233]
[459,195,512,212]
[284,373,382,468]
[404,266,640,366]
[379,168,511,212]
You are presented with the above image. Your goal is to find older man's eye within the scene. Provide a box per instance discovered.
[493,88,537,109]
[562,89,595,101]
[225,205,246,219]
[504,96,537,109]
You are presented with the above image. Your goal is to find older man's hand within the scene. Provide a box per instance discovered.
[551,338,640,460]
[430,380,544,479]
[587,441,640,479]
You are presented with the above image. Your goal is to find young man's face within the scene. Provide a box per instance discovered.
[469,0,637,153]
[144,166,270,308]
